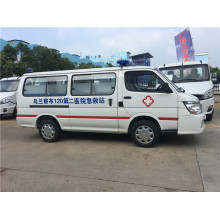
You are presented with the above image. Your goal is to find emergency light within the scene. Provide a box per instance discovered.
[27,68,33,73]
[117,60,130,66]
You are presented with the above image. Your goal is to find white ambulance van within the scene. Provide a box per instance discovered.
[16,66,205,147]
[159,61,214,121]
[0,77,20,118]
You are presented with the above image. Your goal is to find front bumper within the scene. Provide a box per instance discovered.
[200,97,214,115]
[0,103,15,115]
[178,113,206,135]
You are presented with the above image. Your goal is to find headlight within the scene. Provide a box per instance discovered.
[183,101,202,114]
[0,97,10,105]
[203,89,214,100]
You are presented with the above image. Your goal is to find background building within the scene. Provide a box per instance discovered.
[0,38,153,67]
[130,52,153,66]
[0,38,39,50]
[81,52,131,66]
[61,53,105,67]
[194,52,209,62]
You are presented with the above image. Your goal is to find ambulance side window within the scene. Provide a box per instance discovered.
[23,76,67,96]
[125,71,165,92]
[71,73,116,96]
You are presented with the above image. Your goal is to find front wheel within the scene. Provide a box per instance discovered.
[39,120,61,142]
[206,110,214,121]
[131,120,160,148]
[12,107,17,119]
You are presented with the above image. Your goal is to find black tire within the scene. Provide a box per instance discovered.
[131,120,160,148]
[39,119,61,142]
[12,107,17,119]
[206,111,214,121]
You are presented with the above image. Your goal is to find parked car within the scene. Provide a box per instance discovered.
[0,77,20,118]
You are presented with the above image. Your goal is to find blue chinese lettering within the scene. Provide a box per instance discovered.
[39,98,43,104]
[80,98,87,104]
[69,98,74,104]
[99,97,105,104]
[87,98,92,104]
[93,97,98,104]
[44,98,48,104]
[74,98,79,104]
[63,98,69,104]
[49,98,54,104]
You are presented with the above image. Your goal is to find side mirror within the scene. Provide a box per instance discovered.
[163,83,173,93]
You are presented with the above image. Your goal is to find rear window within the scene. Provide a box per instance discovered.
[23,76,67,96]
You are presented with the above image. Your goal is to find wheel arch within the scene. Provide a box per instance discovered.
[128,115,161,134]
[36,114,61,129]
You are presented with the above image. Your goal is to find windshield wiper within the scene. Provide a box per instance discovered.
[176,79,198,82]
[0,89,8,92]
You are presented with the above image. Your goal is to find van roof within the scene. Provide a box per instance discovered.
[158,61,208,69]
[22,66,155,77]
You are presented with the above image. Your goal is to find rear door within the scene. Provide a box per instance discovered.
[68,71,119,133]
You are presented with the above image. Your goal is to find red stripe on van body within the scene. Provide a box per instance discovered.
[16,115,177,121]
[56,115,130,120]
[158,117,178,121]
[17,115,37,117]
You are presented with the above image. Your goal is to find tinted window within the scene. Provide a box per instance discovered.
[71,73,116,96]
[125,71,165,92]
[23,76,67,96]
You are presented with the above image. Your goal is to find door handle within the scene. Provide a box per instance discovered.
[108,99,112,106]
[124,96,131,99]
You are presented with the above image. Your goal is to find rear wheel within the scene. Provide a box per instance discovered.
[131,120,160,148]
[39,119,61,142]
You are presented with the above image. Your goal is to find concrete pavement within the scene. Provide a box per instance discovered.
[0,104,219,192]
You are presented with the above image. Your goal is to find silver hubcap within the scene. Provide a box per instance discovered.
[41,124,55,140]
[135,125,154,144]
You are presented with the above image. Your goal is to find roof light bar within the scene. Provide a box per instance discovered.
[117,60,130,66]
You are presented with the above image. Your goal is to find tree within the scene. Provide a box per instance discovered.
[0,42,103,77]
[106,62,114,67]
[78,62,102,69]
[1,59,16,78]
[2,44,17,61]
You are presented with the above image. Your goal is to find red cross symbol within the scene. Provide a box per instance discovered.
[142,96,154,107]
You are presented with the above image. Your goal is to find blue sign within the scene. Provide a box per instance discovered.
[174,28,195,62]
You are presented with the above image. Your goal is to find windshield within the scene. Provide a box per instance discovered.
[157,70,181,92]
[160,64,210,83]
[0,80,19,92]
